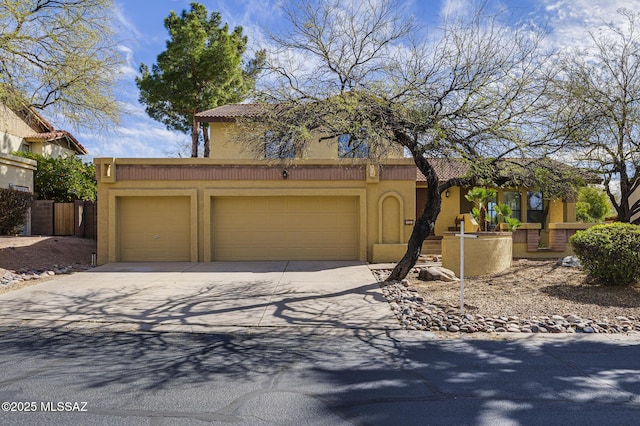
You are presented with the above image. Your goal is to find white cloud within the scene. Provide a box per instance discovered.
[114,1,142,40]
[541,0,640,50]
[439,0,469,19]
[78,120,188,160]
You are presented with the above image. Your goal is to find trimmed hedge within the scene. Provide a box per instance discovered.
[570,223,640,285]
[0,188,33,235]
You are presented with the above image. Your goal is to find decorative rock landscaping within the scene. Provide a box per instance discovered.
[376,270,640,334]
[1,264,93,287]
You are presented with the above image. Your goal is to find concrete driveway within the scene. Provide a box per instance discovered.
[0,261,401,333]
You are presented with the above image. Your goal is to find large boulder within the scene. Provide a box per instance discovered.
[418,266,459,282]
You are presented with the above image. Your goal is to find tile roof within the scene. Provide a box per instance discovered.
[416,157,598,184]
[21,106,55,133]
[25,130,88,155]
[195,104,264,122]
[2,96,87,155]
[417,158,471,182]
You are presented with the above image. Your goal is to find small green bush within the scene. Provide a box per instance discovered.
[12,152,96,202]
[0,188,33,235]
[570,223,640,285]
[575,186,611,222]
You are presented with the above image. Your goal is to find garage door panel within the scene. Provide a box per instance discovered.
[118,196,191,262]
[211,196,359,261]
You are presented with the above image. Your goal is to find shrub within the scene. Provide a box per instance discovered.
[12,152,96,202]
[570,223,640,285]
[0,188,33,235]
[575,186,611,222]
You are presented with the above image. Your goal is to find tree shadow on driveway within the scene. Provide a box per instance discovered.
[0,278,396,330]
[0,327,638,424]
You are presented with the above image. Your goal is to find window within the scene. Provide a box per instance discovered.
[527,191,544,225]
[264,132,295,159]
[338,134,369,158]
[503,191,521,221]
[20,143,31,153]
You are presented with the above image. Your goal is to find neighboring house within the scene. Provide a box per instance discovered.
[94,103,585,264]
[1,102,87,234]
[631,187,640,225]
[0,102,87,159]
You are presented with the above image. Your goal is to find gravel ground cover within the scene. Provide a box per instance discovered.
[0,236,96,294]
[376,259,640,334]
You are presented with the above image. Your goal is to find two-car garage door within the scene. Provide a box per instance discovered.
[116,195,360,261]
[211,196,359,261]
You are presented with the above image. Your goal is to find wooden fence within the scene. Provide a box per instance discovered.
[54,203,75,235]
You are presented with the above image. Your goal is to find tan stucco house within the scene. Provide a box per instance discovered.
[1,102,87,192]
[1,102,87,234]
[94,104,585,265]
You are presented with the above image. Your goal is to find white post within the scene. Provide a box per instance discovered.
[460,220,465,315]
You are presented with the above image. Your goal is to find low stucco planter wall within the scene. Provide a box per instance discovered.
[512,222,594,258]
[442,232,512,277]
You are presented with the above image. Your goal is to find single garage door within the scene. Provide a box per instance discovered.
[118,196,191,261]
[211,196,359,260]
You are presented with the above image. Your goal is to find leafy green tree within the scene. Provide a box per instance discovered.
[575,187,611,222]
[136,2,264,157]
[0,0,123,128]
[13,152,96,202]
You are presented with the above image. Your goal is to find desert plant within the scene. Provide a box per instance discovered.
[570,222,640,285]
[465,187,497,231]
[505,217,522,231]
[495,203,513,225]
[0,188,33,235]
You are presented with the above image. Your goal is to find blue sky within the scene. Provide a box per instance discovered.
[73,0,640,159]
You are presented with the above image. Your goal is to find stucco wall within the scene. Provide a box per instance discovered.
[1,131,25,154]
[548,199,564,223]
[435,186,461,235]
[442,232,513,277]
[95,158,416,264]
[208,122,404,160]
[0,105,34,138]
[39,142,76,158]
[0,153,36,191]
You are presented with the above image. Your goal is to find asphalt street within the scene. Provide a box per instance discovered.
[0,327,638,425]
